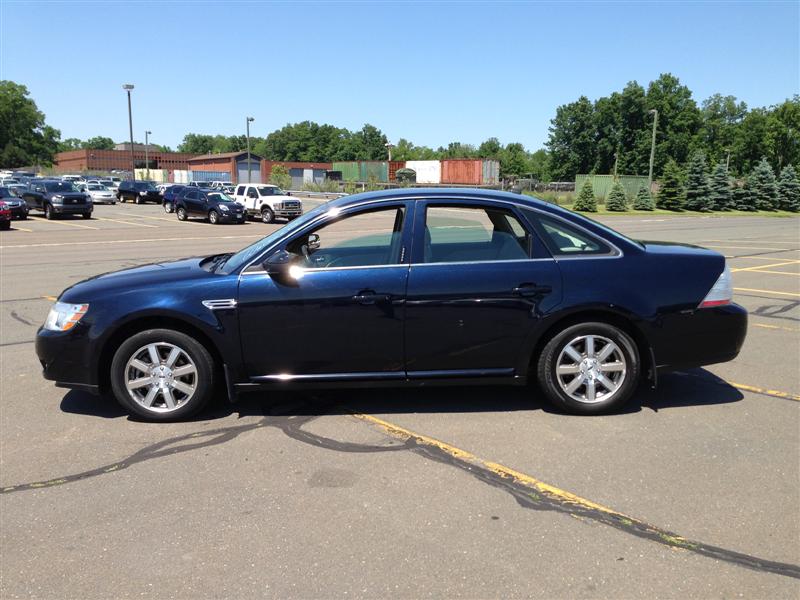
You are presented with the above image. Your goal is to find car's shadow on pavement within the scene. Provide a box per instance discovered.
[59,368,744,421]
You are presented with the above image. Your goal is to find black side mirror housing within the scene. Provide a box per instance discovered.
[263,250,294,277]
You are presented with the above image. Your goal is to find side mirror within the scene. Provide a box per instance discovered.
[307,233,321,252]
[263,250,295,277]
[286,191,292,196]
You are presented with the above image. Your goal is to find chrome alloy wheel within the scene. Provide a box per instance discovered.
[124,342,197,412]
[555,335,627,404]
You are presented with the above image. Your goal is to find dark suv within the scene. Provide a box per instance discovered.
[22,180,92,219]
[117,180,161,204]
[175,189,245,224]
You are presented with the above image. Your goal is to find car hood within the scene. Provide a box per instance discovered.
[60,257,214,302]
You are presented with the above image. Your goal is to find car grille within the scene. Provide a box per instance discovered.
[64,197,85,204]
[279,201,301,210]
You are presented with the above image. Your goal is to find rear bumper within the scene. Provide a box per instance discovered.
[652,303,748,371]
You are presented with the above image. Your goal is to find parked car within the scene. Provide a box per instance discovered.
[117,180,161,204]
[22,179,92,219]
[35,188,747,422]
[61,175,83,184]
[189,181,212,189]
[0,201,11,230]
[6,184,28,198]
[222,185,236,196]
[97,179,117,191]
[232,183,302,223]
[210,181,234,190]
[81,183,116,205]
[175,188,246,224]
[161,185,186,213]
[0,187,29,219]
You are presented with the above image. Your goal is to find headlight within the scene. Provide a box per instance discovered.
[44,302,89,332]
[139,191,147,195]
[51,195,64,204]
[219,204,229,211]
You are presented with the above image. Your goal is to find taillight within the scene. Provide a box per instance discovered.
[699,264,733,308]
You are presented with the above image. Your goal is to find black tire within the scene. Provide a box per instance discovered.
[176,206,188,221]
[261,207,275,224]
[45,204,55,220]
[18,213,27,220]
[164,202,173,213]
[134,195,142,205]
[536,322,640,415]
[208,210,219,224]
[110,328,215,421]
[82,212,92,219]
[0,221,10,230]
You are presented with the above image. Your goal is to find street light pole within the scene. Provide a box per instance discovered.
[647,109,658,189]
[145,130,151,180]
[246,117,254,183]
[123,84,135,181]
[385,142,394,161]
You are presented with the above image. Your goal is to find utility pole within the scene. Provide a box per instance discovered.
[385,142,394,161]
[123,84,135,181]
[613,152,619,179]
[145,130,151,180]
[246,117,255,183]
[725,148,731,172]
[648,108,658,189]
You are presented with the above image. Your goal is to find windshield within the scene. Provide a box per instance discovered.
[219,203,330,274]
[134,182,156,191]
[0,188,11,198]
[45,181,78,193]
[207,193,233,203]
[88,184,105,191]
[257,186,283,196]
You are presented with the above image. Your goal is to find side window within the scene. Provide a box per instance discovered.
[526,211,612,256]
[247,187,258,199]
[287,207,406,269]
[423,205,531,263]
[186,190,199,200]
[236,186,245,196]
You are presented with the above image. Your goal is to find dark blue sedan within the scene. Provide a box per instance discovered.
[36,189,747,421]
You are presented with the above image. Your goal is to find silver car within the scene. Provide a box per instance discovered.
[81,183,117,205]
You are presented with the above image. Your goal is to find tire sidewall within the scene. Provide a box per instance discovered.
[537,322,640,415]
[176,206,187,221]
[110,328,215,421]
[261,207,274,223]
[209,210,219,224]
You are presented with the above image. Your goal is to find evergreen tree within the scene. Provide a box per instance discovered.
[656,159,685,210]
[684,151,712,211]
[748,157,779,210]
[606,181,627,211]
[777,165,800,212]
[573,180,597,212]
[633,186,655,210]
[708,162,733,210]
[732,181,755,211]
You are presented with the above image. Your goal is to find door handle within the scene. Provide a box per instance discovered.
[352,291,392,305]
[512,283,552,297]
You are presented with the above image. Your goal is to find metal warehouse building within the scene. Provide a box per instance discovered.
[188,152,262,184]
[261,161,332,188]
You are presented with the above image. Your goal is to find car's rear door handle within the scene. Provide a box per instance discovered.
[512,283,552,297]
[353,290,392,305]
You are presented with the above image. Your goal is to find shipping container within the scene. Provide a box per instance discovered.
[406,160,441,184]
[134,168,168,183]
[191,170,229,182]
[482,160,500,185]
[173,169,191,184]
[332,162,360,181]
[440,159,482,185]
[388,161,405,182]
[574,174,649,200]
[359,161,388,183]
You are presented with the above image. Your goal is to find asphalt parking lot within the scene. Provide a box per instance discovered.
[1,200,798,598]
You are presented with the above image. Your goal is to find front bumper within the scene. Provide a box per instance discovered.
[36,325,99,392]
[652,303,748,371]
[219,211,246,222]
[52,204,92,215]
[8,204,28,218]
[274,209,302,218]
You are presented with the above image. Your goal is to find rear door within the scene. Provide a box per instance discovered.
[404,199,562,378]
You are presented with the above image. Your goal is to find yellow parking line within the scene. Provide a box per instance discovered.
[734,287,800,298]
[28,217,98,230]
[11,225,33,232]
[110,213,176,222]
[41,295,57,301]
[707,239,798,246]
[741,270,800,277]
[726,256,800,262]
[730,383,800,402]
[94,217,158,229]
[732,260,799,272]
[707,245,797,251]
[752,323,800,333]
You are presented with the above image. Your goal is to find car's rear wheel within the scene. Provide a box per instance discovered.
[261,207,274,224]
[208,210,220,224]
[164,202,173,213]
[176,206,188,221]
[82,213,92,219]
[110,329,215,421]
[44,204,55,220]
[537,322,639,414]
[0,221,10,230]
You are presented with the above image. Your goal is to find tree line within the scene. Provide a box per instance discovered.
[547,73,799,181]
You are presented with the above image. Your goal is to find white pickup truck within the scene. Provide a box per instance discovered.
[232,183,303,223]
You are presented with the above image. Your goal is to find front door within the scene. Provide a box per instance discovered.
[404,200,562,378]
[237,202,413,381]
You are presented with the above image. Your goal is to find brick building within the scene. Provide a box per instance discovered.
[53,149,196,173]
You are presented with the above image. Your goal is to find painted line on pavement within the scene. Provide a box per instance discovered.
[26,217,98,230]
[0,234,262,249]
[94,217,158,229]
[730,382,800,402]
[734,287,800,298]
[41,295,57,301]
[707,245,798,251]
[350,412,800,579]
[752,322,800,333]
[740,269,800,277]
[732,260,800,272]
[726,256,800,262]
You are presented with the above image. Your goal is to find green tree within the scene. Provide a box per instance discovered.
[268,164,291,189]
[696,94,747,165]
[749,157,779,210]
[605,181,627,211]
[82,136,115,150]
[573,180,597,212]
[732,181,755,211]
[708,162,733,210]
[777,164,800,211]
[633,186,654,210]
[0,80,61,167]
[478,137,502,157]
[178,133,215,154]
[58,138,83,152]
[546,95,595,180]
[656,159,685,210]
[684,150,712,211]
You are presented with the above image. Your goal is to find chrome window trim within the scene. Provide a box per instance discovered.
[409,258,555,267]
[240,263,409,276]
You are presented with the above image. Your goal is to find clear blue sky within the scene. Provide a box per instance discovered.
[2,1,798,151]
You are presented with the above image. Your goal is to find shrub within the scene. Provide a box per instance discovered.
[656,160,685,210]
[573,180,597,212]
[605,181,627,211]
[708,162,733,210]
[633,187,654,210]
[268,164,291,190]
[748,157,779,210]
[777,165,800,212]
[684,151,712,211]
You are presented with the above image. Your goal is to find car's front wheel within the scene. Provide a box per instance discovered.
[208,209,220,224]
[82,213,92,219]
[176,206,188,221]
[110,329,215,421]
[44,204,55,219]
[537,322,639,414]
[261,207,274,224]
[164,202,173,213]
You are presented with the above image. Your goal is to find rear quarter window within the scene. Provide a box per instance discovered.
[524,210,614,257]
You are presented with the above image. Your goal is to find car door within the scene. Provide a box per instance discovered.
[404,199,562,379]
[237,201,413,380]
[23,184,45,210]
